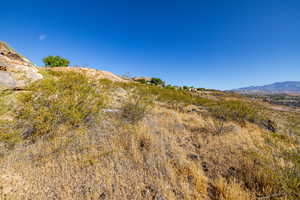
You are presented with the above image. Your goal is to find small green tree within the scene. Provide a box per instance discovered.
[43,56,70,67]
[150,78,165,86]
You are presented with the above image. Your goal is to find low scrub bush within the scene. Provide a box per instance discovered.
[141,87,268,127]
[209,100,261,123]
[0,124,20,148]
[0,90,13,115]
[133,84,213,107]
[120,95,151,124]
[165,85,176,90]
[0,91,20,146]
[99,80,270,127]
[206,119,235,136]
[14,71,106,139]
[134,77,165,86]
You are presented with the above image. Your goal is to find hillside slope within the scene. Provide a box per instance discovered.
[0,45,299,200]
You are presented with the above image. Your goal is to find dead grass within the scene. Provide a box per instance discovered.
[119,94,152,124]
[0,107,209,199]
[0,69,299,199]
[213,177,253,200]
[0,101,298,199]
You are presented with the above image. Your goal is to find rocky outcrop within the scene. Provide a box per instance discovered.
[0,42,43,90]
[49,67,129,82]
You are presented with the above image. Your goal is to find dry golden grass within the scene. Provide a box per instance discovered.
[213,177,253,200]
[0,70,299,199]
[0,105,209,199]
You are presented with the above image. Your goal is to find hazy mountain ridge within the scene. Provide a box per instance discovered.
[232,81,300,94]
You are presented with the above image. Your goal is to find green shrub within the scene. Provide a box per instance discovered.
[165,85,176,90]
[140,87,270,128]
[150,77,165,86]
[209,100,260,122]
[43,56,70,67]
[14,71,106,139]
[99,80,269,127]
[0,90,13,115]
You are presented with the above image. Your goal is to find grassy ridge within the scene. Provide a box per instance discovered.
[101,79,269,128]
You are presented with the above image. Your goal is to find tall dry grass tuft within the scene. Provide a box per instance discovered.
[213,177,253,200]
[119,94,152,124]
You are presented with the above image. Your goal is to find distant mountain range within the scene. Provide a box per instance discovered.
[231,81,300,94]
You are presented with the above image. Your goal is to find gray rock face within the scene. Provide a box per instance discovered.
[0,71,16,89]
[0,41,43,89]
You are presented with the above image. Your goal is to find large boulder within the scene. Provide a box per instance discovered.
[0,41,43,90]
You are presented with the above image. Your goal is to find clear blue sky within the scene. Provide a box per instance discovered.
[1,0,300,90]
